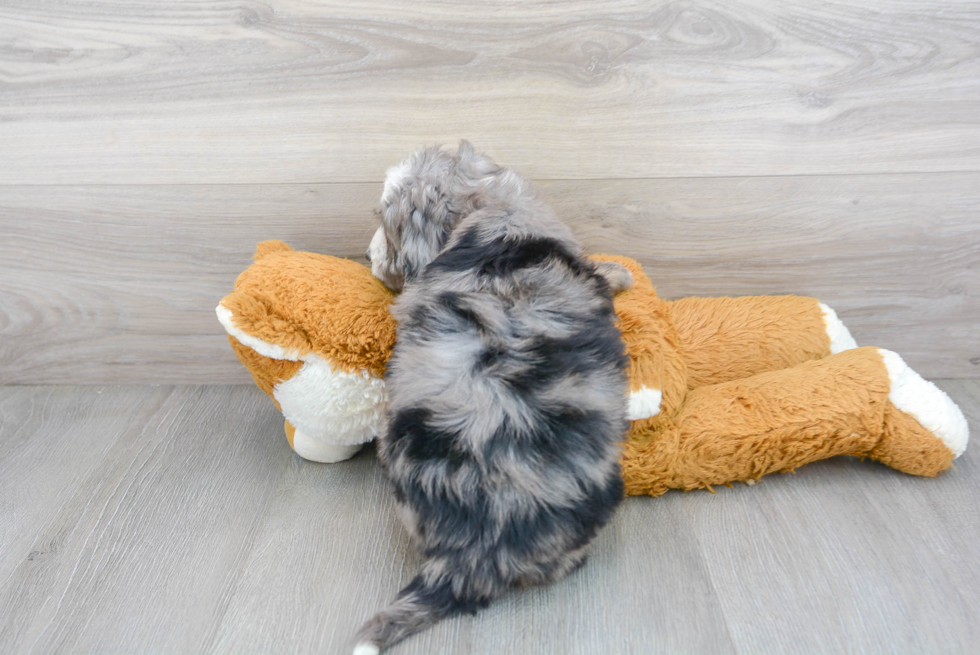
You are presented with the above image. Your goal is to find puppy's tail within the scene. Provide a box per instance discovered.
[353,562,488,654]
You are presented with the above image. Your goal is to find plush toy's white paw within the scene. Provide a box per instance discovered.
[274,354,387,446]
[818,302,858,353]
[627,386,662,421]
[292,431,364,463]
[352,643,380,655]
[879,349,969,458]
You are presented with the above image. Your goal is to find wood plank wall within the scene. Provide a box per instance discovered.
[1,0,978,383]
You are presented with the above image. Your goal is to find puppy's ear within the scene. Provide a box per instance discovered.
[387,186,461,283]
[455,140,499,180]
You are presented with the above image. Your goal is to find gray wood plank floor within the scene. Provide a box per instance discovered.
[1,382,977,654]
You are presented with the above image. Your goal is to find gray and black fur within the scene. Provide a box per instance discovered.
[356,142,632,654]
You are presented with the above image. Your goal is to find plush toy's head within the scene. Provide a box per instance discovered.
[218,243,666,462]
[216,240,396,461]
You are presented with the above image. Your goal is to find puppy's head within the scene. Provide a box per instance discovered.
[368,141,519,291]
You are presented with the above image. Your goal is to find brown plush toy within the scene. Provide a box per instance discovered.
[217,241,969,494]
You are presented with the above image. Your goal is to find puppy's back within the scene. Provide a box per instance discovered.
[356,217,628,653]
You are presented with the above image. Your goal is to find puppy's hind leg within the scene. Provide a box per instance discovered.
[514,544,591,589]
[594,261,634,294]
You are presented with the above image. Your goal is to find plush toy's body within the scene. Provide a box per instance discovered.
[217,242,968,493]
[597,255,967,495]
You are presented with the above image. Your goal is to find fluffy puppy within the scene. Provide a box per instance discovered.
[355,142,632,654]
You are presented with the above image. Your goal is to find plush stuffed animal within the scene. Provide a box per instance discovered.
[217,241,969,495]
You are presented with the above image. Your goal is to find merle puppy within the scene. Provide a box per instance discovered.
[354,141,632,654]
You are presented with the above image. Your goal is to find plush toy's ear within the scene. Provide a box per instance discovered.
[222,248,397,376]
[254,240,293,261]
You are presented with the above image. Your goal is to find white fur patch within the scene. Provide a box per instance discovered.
[381,159,413,204]
[291,429,364,463]
[216,303,304,361]
[352,644,380,655]
[273,354,387,447]
[879,349,969,458]
[368,226,388,281]
[489,168,527,194]
[818,302,858,354]
[627,386,662,421]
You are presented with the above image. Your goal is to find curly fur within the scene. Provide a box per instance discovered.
[356,142,631,653]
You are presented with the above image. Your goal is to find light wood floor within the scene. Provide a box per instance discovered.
[1,382,978,654]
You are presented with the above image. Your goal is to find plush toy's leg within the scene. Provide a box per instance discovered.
[666,295,857,389]
[284,420,364,463]
[873,349,968,474]
[621,347,967,496]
